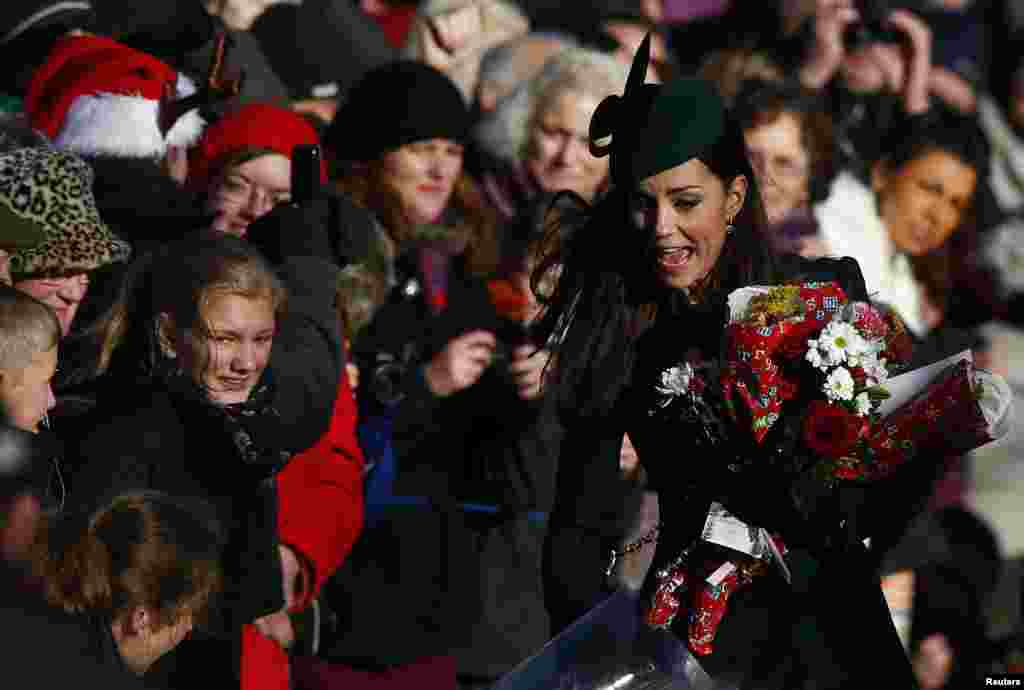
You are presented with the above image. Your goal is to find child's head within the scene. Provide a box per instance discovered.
[0,285,59,432]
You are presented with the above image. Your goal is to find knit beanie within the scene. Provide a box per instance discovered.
[25,33,205,160]
[325,61,469,163]
[187,103,326,191]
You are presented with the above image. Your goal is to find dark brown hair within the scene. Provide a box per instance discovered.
[35,491,221,629]
[731,78,837,204]
[533,112,777,418]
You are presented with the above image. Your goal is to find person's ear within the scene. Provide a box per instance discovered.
[156,313,177,359]
[118,606,154,638]
[725,175,748,223]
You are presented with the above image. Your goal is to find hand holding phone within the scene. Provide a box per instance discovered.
[291,143,321,207]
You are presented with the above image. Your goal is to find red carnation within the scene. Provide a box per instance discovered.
[802,400,864,458]
[850,302,889,340]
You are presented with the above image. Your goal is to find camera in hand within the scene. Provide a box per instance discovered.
[843,0,898,51]
[490,318,534,388]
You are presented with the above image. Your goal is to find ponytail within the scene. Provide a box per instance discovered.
[33,492,221,628]
[36,505,115,615]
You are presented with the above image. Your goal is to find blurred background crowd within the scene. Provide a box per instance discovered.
[0,0,1021,688]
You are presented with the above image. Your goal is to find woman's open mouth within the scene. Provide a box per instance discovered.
[658,246,694,268]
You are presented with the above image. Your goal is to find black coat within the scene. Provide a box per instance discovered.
[66,255,341,684]
[323,249,557,672]
[544,256,925,689]
[0,565,147,689]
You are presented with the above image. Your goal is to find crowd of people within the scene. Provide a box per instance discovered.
[0,1,1020,689]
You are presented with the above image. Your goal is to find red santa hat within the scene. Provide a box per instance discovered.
[187,103,326,191]
[25,34,205,159]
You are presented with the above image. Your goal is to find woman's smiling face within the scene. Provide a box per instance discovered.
[630,158,747,292]
[165,291,276,405]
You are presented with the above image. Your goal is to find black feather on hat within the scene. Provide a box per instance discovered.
[588,33,725,189]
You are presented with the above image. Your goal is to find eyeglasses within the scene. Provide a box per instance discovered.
[746,150,809,183]
[216,175,291,209]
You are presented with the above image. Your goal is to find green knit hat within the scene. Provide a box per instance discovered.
[589,34,726,187]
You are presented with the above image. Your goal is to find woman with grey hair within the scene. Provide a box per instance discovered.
[473,46,629,223]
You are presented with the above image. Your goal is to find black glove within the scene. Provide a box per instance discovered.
[246,194,335,266]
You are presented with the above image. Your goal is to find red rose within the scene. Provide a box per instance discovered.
[803,400,864,458]
[834,464,863,480]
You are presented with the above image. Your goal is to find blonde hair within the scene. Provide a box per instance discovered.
[0,285,59,371]
[335,263,388,343]
[95,233,286,379]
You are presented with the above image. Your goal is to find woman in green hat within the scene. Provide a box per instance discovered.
[535,36,920,688]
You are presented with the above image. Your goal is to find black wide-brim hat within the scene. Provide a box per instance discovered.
[589,34,726,188]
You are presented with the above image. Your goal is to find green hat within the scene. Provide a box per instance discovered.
[589,34,725,187]
[0,195,45,251]
[0,147,131,277]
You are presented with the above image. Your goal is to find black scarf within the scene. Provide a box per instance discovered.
[161,363,291,484]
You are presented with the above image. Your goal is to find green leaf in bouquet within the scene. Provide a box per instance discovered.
[866,386,891,401]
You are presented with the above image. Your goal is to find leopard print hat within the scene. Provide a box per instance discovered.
[1,147,131,279]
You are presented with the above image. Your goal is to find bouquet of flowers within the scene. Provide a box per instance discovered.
[642,280,1013,655]
[719,281,1006,484]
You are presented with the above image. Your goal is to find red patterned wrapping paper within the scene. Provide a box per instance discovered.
[645,565,690,630]
[721,283,849,443]
[864,359,991,481]
[688,568,743,656]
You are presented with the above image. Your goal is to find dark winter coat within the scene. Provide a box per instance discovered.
[544,255,933,689]
[66,254,341,686]
[322,247,557,673]
[0,565,147,689]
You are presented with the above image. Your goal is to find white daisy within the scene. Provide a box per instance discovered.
[824,367,856,402]
[818,321,865,366]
